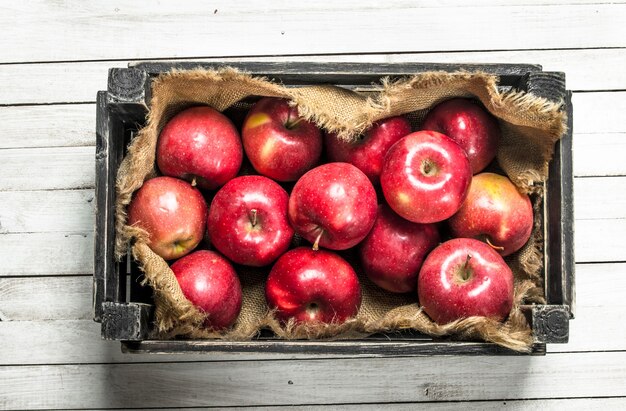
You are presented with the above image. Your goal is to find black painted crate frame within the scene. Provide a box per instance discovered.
[94,62,574,356]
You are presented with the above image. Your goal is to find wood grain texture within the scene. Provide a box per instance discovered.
[574,133,626,177]
[1,48,625,105]
[139,398,626,410]
[133,398,626,410]
[2,3,626,63]
[1,352,625,409]
[0,276,92,321]
[0,321,143,365]
[572,92,626,134]
[0,189,94,233]
[575,219,626,263]
[0,232,93,276]
[0,146,95,191]
[574,177,626,220]
[0,104,94,149]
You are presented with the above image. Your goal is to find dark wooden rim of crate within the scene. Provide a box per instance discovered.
[93,62,575,356]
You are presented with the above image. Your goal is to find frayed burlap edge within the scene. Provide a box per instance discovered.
[114,67,566,353]
[158,279,538,353]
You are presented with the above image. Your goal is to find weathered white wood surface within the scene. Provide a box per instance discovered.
[0,276,92,321]
[1,352,626,409]
[0,190,95,233]
[140,399,626,411]
[0,1,625,409]
[0,232,93,276]
[2,2,626,63]
[0,105,94,148]
[0,146,95,191]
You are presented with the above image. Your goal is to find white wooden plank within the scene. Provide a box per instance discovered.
[0,146,94,191]
[1,3,626,64]
[1,49,625,105]
[572,92,626,134]
[0,189,94,233]
[571,263,626,309]
[0,352,625,409]
[177,399,626,411]
[575,219,626,263]
[163,399,626,411]
[0,104,94,149]
[0,232,93,276]
[572,93,626,182]
[573,133,626,177]
[0,276,92,321]
[574,176,626,220]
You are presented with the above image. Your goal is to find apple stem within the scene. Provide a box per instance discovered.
[461,254,472,281]
[250,209,258,227]
[463,254,472,270]
[421,159,438,177]
[486,237,505,252]
[285,112,304,129]
[312,229,324,251]
[191,177,197,187]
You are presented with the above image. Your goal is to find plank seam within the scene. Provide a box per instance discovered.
[0,45,625,67]
[4,395,626,410]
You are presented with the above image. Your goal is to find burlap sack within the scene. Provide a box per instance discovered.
[115,67,566,352]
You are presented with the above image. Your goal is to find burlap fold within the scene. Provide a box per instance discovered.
[115,67,567,352]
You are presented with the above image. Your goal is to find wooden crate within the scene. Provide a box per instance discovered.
[93,62,574,356]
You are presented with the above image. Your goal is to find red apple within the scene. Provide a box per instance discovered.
[359,205,440,293]
[325,116,411,185]
[422,98,500,174]
[418,238,514,324]
[288,162,377,250]
[265,247,361,324]
[242,97,322,182]
[208,175,294,267]
[381,130,472,224]
[127,176,207,260]
[448,172,534,256]
[157,106,243,190]
[171,250,242,330]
